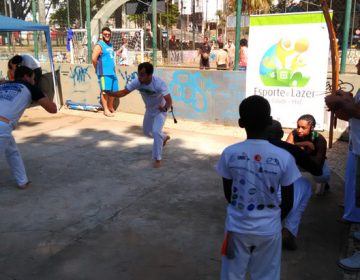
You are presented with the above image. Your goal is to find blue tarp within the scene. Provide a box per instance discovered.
[0,15,60,108]
[0,15,51,32]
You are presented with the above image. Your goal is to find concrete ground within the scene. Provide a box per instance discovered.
[0,107,351,280]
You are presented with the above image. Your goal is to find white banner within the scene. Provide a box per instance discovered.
[246,12,330,129]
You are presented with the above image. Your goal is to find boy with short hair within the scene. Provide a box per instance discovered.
[216,95,301,280]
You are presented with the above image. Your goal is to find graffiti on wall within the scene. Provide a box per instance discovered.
[69,65,91,86]
[117,68,138,85]
[169,50,183,64]
[169,70,219,113]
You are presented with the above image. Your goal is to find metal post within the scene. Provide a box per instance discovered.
[86,0,91,63]
[180,0,183,57]
[67,0,71,27]
[166,1,169,61]
[79,0,83,28]
[234,0,242,70]
[152,0,157,66]
[340,0,352,73]
[205,0,208,36]
[32,0,39,59]
[192,0,195,49]
[4,0,10,52]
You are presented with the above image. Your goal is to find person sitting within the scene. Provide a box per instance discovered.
[267,120,322,250]
[286,114,330,195]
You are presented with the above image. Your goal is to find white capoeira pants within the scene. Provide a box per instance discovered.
[0,122,28,186]
[343,150,360,222]
[143,111,167,161]
[283,177,312,237]
[221,231,282,280]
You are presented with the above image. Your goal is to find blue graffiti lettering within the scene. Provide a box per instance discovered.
[169,70,218,113]
[118,69,138,85]
[69,65,91,85]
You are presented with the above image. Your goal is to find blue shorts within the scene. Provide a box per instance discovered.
[98,75,119,93]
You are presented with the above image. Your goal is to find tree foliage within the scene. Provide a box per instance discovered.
[227,0,272,14]
[127,3,179,29]
[49,0,105,28]
[0,0,32,20]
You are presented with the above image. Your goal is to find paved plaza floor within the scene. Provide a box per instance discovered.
[0,107,352,280]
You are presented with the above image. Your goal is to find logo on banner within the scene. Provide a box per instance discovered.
[259,38,310,87]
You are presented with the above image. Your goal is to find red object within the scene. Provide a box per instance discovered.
[221,232,229,256]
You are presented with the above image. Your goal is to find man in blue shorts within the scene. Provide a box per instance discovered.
[92,27,118,117]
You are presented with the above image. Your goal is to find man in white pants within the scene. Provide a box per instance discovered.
[326,59,360,270]
[0,66,57,189]
[109,62,172,168]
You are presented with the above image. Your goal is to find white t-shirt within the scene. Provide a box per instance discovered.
[216,139,301,235]
[21,54,41,70]
[350,89,360,155]
[0,81,44,128]
[126,76,169,115]
[119,45,128,65]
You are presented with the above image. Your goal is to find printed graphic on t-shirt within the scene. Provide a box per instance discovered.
[0,84,22,102]
[228,152,281,212]
[139,88,158,96]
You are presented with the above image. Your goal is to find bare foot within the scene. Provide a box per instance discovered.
[109,108,116,113]
[104,111,114,117]
[18,181,31,190]
[163,136,170,147]
[154,160,161,168]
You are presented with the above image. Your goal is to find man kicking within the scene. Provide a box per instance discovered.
[108,62,172,168]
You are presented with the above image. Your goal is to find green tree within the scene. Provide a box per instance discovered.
[49,0,104,28]
[127,2,179,29]
[227,0,272,14]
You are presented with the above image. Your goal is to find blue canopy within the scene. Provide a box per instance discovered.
[0,15,60,108]
[0,15,50,32]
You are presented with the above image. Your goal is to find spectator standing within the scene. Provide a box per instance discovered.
[217,95,301,280]
[225,39,236,68]
[216,42,229,70]
[116,38,129,66]
[0,66,57,189]
[325,59,360,270]
[92,27,118,117]
[199,36,211,70]
[239,38,248,71]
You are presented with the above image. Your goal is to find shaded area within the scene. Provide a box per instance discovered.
[0,110,349,280]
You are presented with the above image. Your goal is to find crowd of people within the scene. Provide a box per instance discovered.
[2,25,360,279]
[199,36,248,71]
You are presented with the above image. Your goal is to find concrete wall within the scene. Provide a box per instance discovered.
[0,61,358,133]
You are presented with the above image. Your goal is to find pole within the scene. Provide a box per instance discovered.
[166,1,169,62]
[4,0,10,52]
[152,0,157,66]
[79,0,83,28]
[67,0,71,27]
[192,0,195,49]
[234,0,242,70]
[340,0,352,73]
[86,0,91,63]
[180,0,183,57]
[32,0,39,59]
[205,0,208,36]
